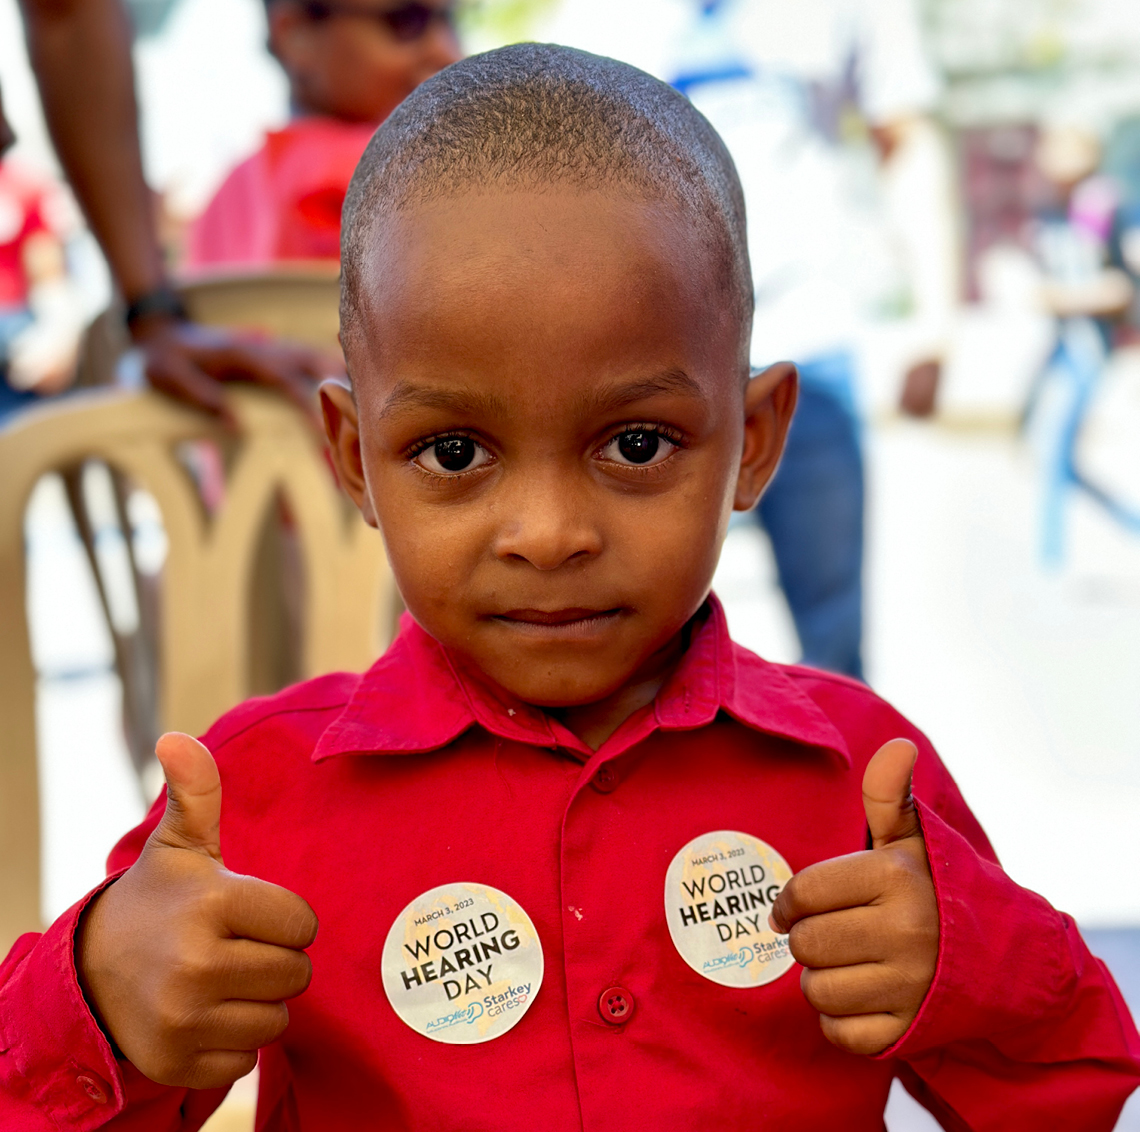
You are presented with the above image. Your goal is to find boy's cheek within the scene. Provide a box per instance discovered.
[384,548,469,628]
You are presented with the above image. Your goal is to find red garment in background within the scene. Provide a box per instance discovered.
[0,161,54,307]
[2,595,1139,1130]
[185,117,376,268]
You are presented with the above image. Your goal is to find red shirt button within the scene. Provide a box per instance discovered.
[591,763,619,793]
[76,1075,109,1104]
[598,986,635,1024]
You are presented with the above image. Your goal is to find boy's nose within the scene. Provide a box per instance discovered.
[490,478,603,572]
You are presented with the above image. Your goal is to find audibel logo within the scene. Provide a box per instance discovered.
[426,1001,484,1033]
[702,946,754,972]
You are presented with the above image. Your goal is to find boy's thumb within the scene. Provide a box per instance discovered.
[152,732,224,862]
[862,738,921,850]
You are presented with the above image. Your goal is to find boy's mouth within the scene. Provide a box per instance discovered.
[491,608,625,635]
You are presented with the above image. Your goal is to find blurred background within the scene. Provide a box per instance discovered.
[2,0,1140,1127]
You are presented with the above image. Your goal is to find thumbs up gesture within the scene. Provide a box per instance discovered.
[77,733,318,1089]
[768,739,938,1056]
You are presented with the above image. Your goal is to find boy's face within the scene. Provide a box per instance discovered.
[269,1,461,124]
[325,188,795,708]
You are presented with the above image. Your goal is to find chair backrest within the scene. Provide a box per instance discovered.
[179,263,343,345]
[0,269,395,950]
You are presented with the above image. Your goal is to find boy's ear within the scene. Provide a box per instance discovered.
[320,379,379,529]
[734,362,798,511]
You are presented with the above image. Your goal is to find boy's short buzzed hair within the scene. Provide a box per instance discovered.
[340,43,753,354]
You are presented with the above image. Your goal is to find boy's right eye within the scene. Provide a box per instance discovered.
[414,436,491,476]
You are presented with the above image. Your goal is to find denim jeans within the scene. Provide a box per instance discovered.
[755,352,864,681]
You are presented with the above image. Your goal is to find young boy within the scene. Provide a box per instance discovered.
[185,0,460,267]
[3,45,1139,1130]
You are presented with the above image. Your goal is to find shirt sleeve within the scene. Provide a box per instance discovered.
[881,786,1140,1129]
[852,0,941,124]
[0,800,228,1131]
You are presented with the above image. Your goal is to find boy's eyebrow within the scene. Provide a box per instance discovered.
[584,368,705,411]
[377,368,704,419]
[378,382,509,419]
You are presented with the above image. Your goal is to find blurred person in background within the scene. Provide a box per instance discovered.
[1034,124,1133,333]
[0,120,83,421]
[186,0,460,268]
[1023,122,1139,559]
[180,0,459,703]
[660,0,958,680]
[1105,116,1140,340]
[4,0,339,422]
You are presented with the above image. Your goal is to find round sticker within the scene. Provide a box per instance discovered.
[381,882,543,1044]
[664,830,795,988]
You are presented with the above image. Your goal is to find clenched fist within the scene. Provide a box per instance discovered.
[769,739,938,1056]
[77,733,318,1089]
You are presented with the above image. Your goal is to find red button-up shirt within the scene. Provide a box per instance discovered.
[3,597,1139,1130]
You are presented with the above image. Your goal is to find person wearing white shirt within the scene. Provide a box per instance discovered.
[544,0,955,678]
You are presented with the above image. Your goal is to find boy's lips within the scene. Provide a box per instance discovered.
[490,607,625,635]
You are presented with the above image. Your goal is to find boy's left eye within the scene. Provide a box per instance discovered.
[598,429,678,467]
[415,436,491,475]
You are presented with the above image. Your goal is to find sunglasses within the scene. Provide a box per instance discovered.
[299,0,456,42]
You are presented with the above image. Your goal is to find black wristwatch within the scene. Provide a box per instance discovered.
[124,284,189,329]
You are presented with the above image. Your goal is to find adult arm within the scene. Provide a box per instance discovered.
[17,0,341,421]
[17,0,162,306]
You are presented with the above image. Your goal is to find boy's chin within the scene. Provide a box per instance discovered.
[431,606,699,711]
[468,653,641,711]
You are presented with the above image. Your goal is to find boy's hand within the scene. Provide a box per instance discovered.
[78,733,318,1089]
[769,739,938,1056]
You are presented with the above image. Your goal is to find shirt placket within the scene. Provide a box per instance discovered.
[555,718,665,1132]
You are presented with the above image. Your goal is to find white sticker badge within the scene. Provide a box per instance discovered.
[381,882,543,1044]
[664,830,795,988]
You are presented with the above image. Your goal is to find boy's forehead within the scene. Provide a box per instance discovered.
[347,186,736,386]
[363,187,705,290]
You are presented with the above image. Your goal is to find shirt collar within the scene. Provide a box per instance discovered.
[312,594,849,766]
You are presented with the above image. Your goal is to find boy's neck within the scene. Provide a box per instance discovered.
[547,607,708,751]
[549,671,672,752]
